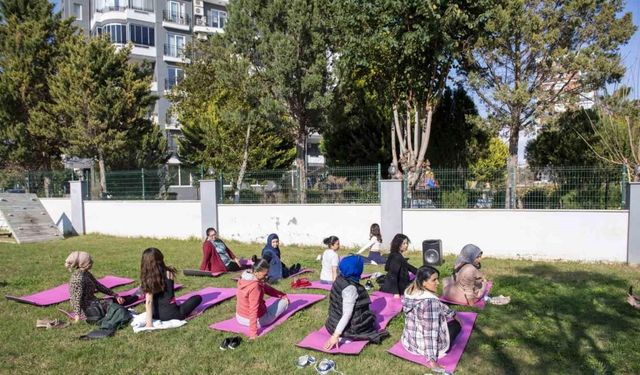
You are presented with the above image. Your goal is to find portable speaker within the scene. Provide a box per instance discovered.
[422,239,443,266]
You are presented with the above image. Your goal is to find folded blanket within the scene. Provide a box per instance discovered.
[130,313,187,333]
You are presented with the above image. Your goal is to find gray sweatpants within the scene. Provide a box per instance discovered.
[236,298,289,328]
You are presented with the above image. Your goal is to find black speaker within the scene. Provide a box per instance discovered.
[422,239,443,266]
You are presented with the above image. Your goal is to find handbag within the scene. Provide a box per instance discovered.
[84,299,107,324]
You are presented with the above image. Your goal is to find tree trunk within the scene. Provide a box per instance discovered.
[295,126,307,203]
[235,123,252,203]
[97,153,107,198]
[43,176,51,198]
[506,123,520,209]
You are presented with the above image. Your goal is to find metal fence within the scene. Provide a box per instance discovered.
[405,165,627,210]
[0,165,629,209]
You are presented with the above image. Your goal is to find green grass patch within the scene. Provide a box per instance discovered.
[0,235,639,374]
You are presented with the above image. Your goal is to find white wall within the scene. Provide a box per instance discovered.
[83,201,201,239]
[40,198,73,235]
[218,204,380,248]
[403,209,629,262]
[38,199,631,262]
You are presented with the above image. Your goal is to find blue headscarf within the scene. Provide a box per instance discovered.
[262,233,280,258]
[339,255,364,283]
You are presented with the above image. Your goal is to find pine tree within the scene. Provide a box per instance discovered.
[49,36,164,195]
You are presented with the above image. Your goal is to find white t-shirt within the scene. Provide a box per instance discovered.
[320,249,340,282]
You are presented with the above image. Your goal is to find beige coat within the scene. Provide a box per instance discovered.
[442,264,487,305]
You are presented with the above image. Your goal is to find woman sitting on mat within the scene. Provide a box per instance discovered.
[442,244,509,306]
[356,223,386,265]
[323,255,389,349]
[141,248,202,326]
[236,258,289,340]
[261,233,301,282]
[380,234,418,298]
[402,266,461,371]
[200,227,243,273]
[66,251,136,323]
[320,236,340,283]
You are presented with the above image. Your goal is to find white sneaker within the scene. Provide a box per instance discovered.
[316,254,322,261]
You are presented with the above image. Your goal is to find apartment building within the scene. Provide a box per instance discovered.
[60,0,229,160]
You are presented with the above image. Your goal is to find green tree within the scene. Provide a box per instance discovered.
[426,86,490,168]
[464,0,635,207]
[322,77,391,167]
[224,0,334,202]
[0,0,75,171]
[49,36,164,195]
[172,36,294,193]
[334,0,493,190]
[526,109,603,167]
[470,137,509,184]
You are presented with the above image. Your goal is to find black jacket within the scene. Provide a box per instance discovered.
[380,252,418,295]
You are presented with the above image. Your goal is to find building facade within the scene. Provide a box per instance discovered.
[60,0,229,161]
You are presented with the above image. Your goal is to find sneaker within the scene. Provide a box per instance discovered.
[315,359,336,375]
[316,254,322,261]
[219,337,231,350]
[228,336,242,349]
[295,354,316,368]
[365,280,374,291]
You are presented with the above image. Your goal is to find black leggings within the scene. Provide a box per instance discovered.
[156,295,203,320]
[448,319,462,346]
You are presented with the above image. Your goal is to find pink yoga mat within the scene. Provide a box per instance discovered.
[177,287,237,320]
[296,292,403,354]
[208,293,325,337]
[298,274,373,291]
[387,311,478,373]
[58,284,184,320]
[232,268,314,281]
[439,282,493,309]
[6,275,134,307]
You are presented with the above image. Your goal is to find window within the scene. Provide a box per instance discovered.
[166,67,184,89]
[130,24,155,46]
[208,9,227,28]
[73,4,82,20]
[131,0,153,12]
[103,24,126,44]
[165,33,185,57]
[95,0,126,12]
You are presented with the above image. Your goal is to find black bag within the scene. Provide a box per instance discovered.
[375,274,386,287]
[84,300,108,324]
[79,328,115,340]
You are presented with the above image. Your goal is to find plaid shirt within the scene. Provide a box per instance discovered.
[401,291,455,362]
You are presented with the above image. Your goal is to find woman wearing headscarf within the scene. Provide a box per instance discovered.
[323,255,389,350]
[66,251,135,323]
[261,233,301,282]
[441,244,490,305]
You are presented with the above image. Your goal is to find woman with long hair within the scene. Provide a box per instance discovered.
[141,248,202,327]
[236,258,289,340]
[356,223,386,265]
[401,266,461,372]
[200,227,242,272]
[380,233,417,298]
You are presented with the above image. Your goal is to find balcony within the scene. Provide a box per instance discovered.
[164,78,184,92]
[163,43,189,63]
[165,112,181,130]
[162,10,191,31]
[95,5,128,13]
[193,15,225,34]
[129,2,153,12]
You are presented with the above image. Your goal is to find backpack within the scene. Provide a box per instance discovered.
[99,302,133,331]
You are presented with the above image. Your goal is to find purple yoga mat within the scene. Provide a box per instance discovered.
[58,284,184,320]
[208,293,325,337]
[177,287,237,320]
[232,268,314,281]
[6,275,134,307]
[387,311,478,373]
[295,292,403,354]
[298,274,373,291]
[439,282,493,309]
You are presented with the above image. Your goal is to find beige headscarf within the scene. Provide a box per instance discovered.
[65,251,93,271]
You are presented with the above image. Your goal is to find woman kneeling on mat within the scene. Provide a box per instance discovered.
[356,223,386,265]
[442,244,510,306]
[402,266,461,371]
[380,234,418,298]
[200,227,243,273]
[323,255,389,350]
[320,236,340,283]
[141,248,202,327]
[236,259,289,340]
[66,251,136,323]
[261,233,301,282]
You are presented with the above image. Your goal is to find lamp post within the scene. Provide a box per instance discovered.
[387,164,397,179]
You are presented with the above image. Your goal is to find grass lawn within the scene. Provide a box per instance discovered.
[1,235,639,374]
